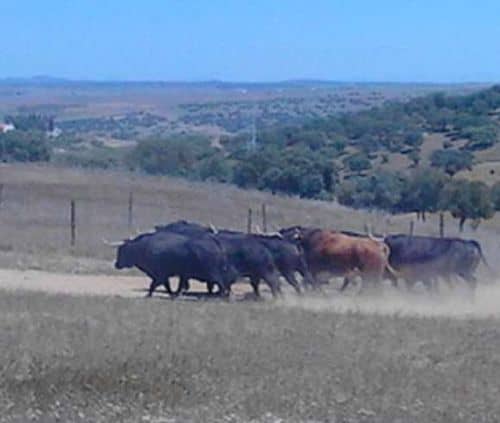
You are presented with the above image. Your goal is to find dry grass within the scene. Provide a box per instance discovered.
[0,163,453,273]
[2,290,500,422]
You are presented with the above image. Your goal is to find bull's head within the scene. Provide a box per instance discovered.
[102,238,134,269]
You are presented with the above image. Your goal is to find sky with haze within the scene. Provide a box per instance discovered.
[1,0,500,82]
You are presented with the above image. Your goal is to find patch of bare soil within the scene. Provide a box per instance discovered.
[0,268,251,299]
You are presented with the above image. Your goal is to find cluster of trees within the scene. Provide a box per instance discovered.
[127,136,498,230]
[127,135,228,179]
[127,136,340,199]
[429,149,473,176]
[5,114,54,132]
[0,113,54,163]
[338,169,499,230]
[0,130,51,162]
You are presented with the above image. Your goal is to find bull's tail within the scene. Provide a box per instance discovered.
[476,243,495,276]
[385,263,400,280]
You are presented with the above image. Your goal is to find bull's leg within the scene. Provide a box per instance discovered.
[220,282,230,298]
[207,281,216,295]
[263,272,282,299]
[170,277,188,297]
[339,276,351,292]
[147,279,161,298]
[297,259,316,291]
[250,277,261,298]
[419,277,433,294]
[385,269,399,289]
[340,270,359,293]
[283,271,302,295]
[304,270,320,291]
[163,278,173,295]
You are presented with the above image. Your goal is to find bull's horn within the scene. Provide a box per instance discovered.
[262,231,283,238]
[209,223,218,234]
[102,238,124,247]
[134,228,155,236]
[368,233,385,242]
[367,225,384,242]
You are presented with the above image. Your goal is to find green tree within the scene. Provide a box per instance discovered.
[343,153,371,173]
[5,114,54,131]
[440,179,494,231]
[399,169,448,220]
[430,149,473,176]
[299,173,324,198]
[233,161,260,188]
[198,155,232,182]
[0,130,51,162]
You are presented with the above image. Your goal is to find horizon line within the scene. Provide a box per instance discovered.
[0,75,495,86]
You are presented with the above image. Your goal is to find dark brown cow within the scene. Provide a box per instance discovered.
[280,226,397,292]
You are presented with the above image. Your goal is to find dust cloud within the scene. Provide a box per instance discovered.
[280,279,500,319]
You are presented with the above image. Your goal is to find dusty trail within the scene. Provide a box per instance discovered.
[0,268,249,298]
[0,267,499,318]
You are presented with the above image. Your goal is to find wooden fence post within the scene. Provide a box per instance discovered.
[439,212,445,237]
[70,200,76,247]
[247,208,252,233]
[409,220,414,236]
[128,191,134,231]
[262,203,267,233]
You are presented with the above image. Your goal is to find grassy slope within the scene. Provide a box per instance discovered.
[4,163,499,275]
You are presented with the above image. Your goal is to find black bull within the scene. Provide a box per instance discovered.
[155,221,315,296]
[383,234,491,291]
[114,231,237,297]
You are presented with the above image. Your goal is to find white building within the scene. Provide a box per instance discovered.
[0,123,15,133]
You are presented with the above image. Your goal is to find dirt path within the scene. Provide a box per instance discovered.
[1,268,499,318]
[0,268,250,298]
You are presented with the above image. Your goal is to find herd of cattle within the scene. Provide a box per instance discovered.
[107,220,493,299]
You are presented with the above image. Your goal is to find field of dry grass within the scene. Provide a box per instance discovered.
[2,290,500,422]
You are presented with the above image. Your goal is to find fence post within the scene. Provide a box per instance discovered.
[70,200,76,247]
[247,208,253,233]
[128,191,134,231]
[262,203,267,233]
[409,220,414,236]
[439,212,445,237]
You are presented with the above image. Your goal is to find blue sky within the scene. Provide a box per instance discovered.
[1,0,500,82]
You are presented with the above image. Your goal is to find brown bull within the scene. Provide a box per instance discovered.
[280,226,397,292]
